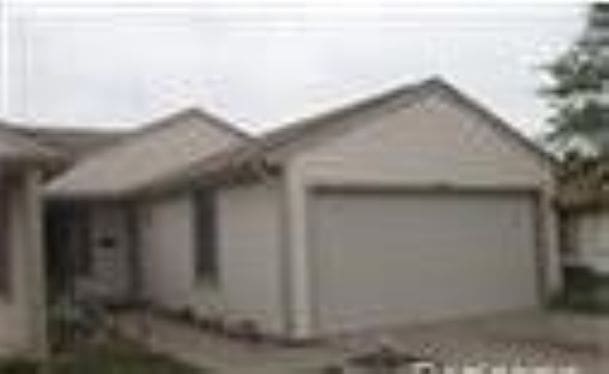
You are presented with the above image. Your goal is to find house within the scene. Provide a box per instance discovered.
[0,121,61,356]
[558,157,609,275]
[42,77,561,340]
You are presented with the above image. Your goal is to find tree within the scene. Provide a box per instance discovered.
[544,3,609,155]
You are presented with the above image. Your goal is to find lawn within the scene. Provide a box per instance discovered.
[0,340,205,374]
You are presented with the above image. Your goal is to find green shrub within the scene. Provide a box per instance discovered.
[0,358,38,374]
[551,265,609,314]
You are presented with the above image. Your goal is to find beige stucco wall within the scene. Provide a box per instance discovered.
[282,92,559,338]
[138,184,283,335]
[0,170,46,357]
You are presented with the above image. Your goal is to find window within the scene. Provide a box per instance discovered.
[194,188,218,283]
[0,185,11,298]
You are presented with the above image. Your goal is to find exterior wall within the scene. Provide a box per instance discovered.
[283,92,559,338]
[138,184,284,335]
[569,211,609,273]
[0,170,46,357]
[138,194,195,309]
[292,94,554,187]
[212,183,284,335]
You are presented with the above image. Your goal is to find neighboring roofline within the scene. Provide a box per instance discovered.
[255,76,557,168]
[0,119,64,166]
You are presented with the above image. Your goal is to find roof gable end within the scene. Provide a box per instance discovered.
[258,77,555,169]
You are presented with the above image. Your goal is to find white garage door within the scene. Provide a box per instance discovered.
[309,190,539,333]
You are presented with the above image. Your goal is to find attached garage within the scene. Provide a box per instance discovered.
[273,79,560,339]
[308,189,540,333]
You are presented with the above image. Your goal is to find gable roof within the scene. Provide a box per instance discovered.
[0,120,62,166]
[45,76,555,198]
[45,108,251,198]
[255,77,556,166]
[191,77,556,182]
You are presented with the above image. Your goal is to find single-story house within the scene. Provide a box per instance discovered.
[0,121,61,356]
[42,77,561,340]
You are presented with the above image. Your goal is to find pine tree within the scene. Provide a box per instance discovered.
[544,3,609,154]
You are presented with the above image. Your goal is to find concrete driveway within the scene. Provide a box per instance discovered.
[118,310,609,373]
[336,310,609,372]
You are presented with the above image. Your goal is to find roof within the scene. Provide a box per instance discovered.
[45,107,251,198]
[191,77,556,181]
[0,120,62,166]
[14,127,128,159]
[256,77,556,165]
[258,80,426,154]
[46,76,555,198]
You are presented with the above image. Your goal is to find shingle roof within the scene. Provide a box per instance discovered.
[45,108,251,198]
[255,77,555,165]
[45,76,555,198]
[0,120,62,165]
[14,127,128,159]
[186,77,556,181]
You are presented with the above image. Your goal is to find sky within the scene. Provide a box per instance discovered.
[0,1,586,135]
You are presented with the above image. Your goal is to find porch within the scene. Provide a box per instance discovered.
[45,201,139,307]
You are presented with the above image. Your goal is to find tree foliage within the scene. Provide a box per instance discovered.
[544,3,609,153]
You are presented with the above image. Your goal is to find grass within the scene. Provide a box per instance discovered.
[0,340,205,374]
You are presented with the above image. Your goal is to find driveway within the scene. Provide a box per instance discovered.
[118,310,609,373]
[335,310,609,372]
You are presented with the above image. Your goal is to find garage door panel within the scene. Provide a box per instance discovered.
[310,191,538,333]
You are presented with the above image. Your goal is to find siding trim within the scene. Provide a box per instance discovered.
[311,184,541,195]
[279,174,293,336]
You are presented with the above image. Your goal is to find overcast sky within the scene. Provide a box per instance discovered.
[0,1,585,135]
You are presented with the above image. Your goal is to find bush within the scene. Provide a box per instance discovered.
[47,297,109,352]
[0,358,38,374]
[551,265,609,314]
[0,340,205,373]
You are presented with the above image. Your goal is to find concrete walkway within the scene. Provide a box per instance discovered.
[117,313,346,373]
[117,311,609,373]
